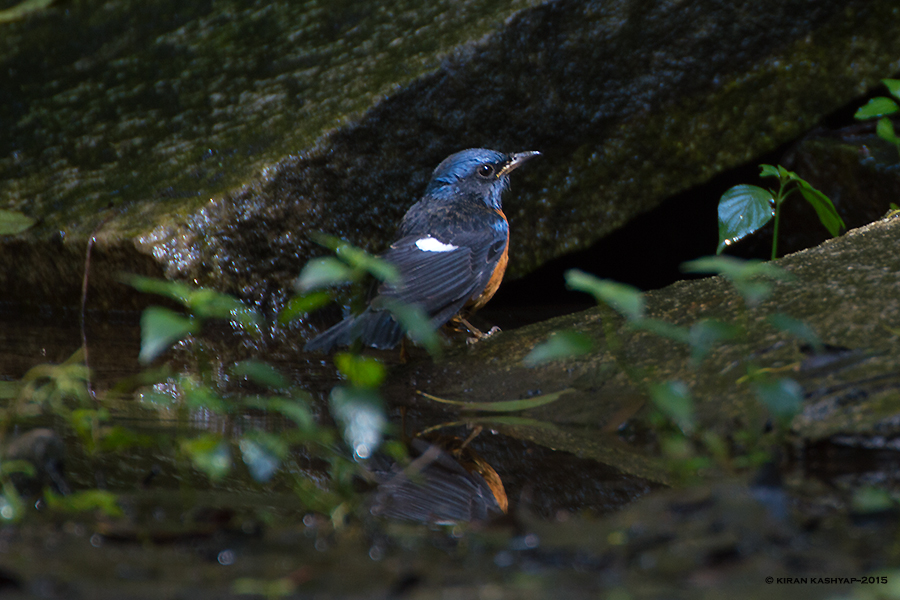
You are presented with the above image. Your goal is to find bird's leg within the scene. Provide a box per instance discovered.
[458,317,501,345]
[457,316,484,338]
[453,425,483,457]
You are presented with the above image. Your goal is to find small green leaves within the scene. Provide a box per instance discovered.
[376,298,442,357]
[299,235,444,354]
[565,270,644,320]
[759,164,782,179]
[310,233,400,285]
[876,118,899,145]
[688,319,740,364]
[44,489,123,517]
[0,0,55,24]
[648,381,695,434]
[682,255,791,306]
[128,277,263,363]
[240,435,284,483]
[752,377,803,426]
[296,257,356,292]
[329,386,386,460]
[181,434,232,481]
[884,79,900,99]
[854,80,900,161]
[716,164,843,259]
[631,318,690,345]
[523,330,593,366]
[330,351,389,459]
[767,313,823,353]
[126,275,194,305]
[0,209,36,235]
[851,487,895,514]
[334,353,386,388]
[854,96,899,119]
[278,291,332,323]
[716,184,775,254]
[127,275,262,330]
[0,482,24,521]
[230,360,291,390]
[139,307,197,364]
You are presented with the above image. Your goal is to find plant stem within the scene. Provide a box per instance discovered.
[771,204,780,261]
[770,179,789,261]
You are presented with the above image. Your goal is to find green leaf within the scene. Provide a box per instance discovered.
[185,289,262,335]
[126,276,261,332]
[565,270,644,320]
[377,298,442,356]
[758,164,780,179]
[0,483,24,522]
[0,381,21,400]
[233,577,296,597]
[752,378,803,425]
[884,79,900,100]
[98,426,155,452]
[44,489,123,517]
[682,256,791,306]
[295,257,356,292]
[311,233,400,284]
[0,209,36,235]
[854,96,900,120]
[182,380,228,413]
[240,437,282,483]
[278,291,332,323]
[648,381,695,434]
[688,319,740,363]
[776,165,798,181]
[682,255,788,281]
[0,460,35,478]
[329,386,386,459]
[630,318,690,345]
[69,408,108,444]
[716,184,775,254]
[335,244,399,284]
[230,360,291,390]
[851,487,895,514]
[125,275,194,306]
[0,0,54,23]
[266,397,316,432]
[139,307,197,364]
[243,395,317,433]
[523,331,593,366]
[188,288,240,317]
[796,186,844,238]
[334,353,386,389]
[766,314,823,353]
[876,117,898,145]
[181,435,232,480]
[418,388,571,413]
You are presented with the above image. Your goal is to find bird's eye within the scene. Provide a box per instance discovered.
[477,164,495,178]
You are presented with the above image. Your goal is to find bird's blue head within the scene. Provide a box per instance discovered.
[425,148,540,210]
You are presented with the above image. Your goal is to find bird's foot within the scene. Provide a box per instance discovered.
[466,325,501,345]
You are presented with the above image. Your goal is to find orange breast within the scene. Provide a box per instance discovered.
[467,209,509,312]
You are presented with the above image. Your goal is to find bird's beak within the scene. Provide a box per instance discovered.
[498,150,540,176]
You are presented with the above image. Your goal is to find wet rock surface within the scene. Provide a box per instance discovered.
[2,0,900,313]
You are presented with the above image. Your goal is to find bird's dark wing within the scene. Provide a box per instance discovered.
[376,223,507,326]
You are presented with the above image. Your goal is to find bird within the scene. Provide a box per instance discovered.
[305,148,540,352]
[368,435,508,524]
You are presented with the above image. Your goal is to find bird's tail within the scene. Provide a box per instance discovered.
[304,308,405,352]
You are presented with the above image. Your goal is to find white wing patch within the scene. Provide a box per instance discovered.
[415,237,458,252]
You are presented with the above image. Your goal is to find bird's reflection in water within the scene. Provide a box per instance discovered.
[369,436,507,525]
